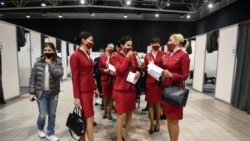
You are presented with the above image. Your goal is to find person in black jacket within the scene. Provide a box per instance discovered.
[94,48,104,108]
[28,42,63,141]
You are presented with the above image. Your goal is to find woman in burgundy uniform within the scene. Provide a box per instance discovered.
[70,31,96,141]
[144,38,167,134]
[111,36,141,141]
[162,34,190,141]
[99,43,115,120]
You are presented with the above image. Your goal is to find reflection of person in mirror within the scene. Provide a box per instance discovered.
[142,38,167,134]
[28,42,63,141]
[93,47,104,108]
[162,34,190,141]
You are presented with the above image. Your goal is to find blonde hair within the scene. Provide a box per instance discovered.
[171,34,187,47]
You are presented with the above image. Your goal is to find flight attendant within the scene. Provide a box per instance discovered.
[70,31,96,141]
[162,34,190,141]
[99,43,115,120]
[111,36,141,141]
[144,38,167,134]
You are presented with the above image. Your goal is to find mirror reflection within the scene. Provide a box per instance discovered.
[203,30,219,96]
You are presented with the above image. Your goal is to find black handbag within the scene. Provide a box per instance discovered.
[66,107,86,140]
[163,86,189,106]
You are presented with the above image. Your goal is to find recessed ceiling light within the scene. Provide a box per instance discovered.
[124,13,127,18]
[80,0,85,5]
[186,15,191,19]
[58,14,63,18]
[126,0,131,6]
[42,13,47,17]
[208,3,213,8]
[91,13,95,16]
[167,3,170,6]
[41,3,46,7]
[26,15,30,18]
[1,2,4,5]
[137,13,141,18]
[155,14,159,18]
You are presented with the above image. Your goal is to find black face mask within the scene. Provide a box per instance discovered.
[44,53,54,59]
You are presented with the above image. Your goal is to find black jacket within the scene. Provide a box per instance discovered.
[29,56,63,98]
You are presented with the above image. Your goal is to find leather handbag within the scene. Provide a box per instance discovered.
[66,107,86,140]
[163,86,189,106]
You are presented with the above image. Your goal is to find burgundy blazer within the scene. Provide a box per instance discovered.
[144,51,167,84]
[163,49,190,87]
[111,52,138,91]
[70,49,96,98]
[99,54,111,81]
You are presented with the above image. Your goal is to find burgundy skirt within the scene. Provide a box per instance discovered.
[163,102,183,120]
[113,90,136,114]
[80,90,94,119]
[145,83,163,103]
[101,80,113,97]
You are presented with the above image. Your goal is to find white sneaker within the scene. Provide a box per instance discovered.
[38,130,46,138]
[46,135,59,141]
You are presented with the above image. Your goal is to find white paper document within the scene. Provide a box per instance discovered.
[95,96,102,105]
[147,68,160,81]
[126,71,138,84]
[108,64,116,72]
[147,63,164,81]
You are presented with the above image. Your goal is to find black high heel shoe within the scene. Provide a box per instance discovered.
[107,115,113,120]
[107,113,113,120]
[154,124,160,132]
[122,136,126,141]
[102,114,107,119]
[149,127,155,134]
[154,128,160,132]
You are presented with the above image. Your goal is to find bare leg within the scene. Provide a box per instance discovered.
[116,113,126,141]
[167,119,179,141]
[79,132,85,141]
[155,103,161,131]
[103,97,108,118]
[108,98,113,119]
[86,116,94,141]
[148,103,155,133]
[124,112,132,140]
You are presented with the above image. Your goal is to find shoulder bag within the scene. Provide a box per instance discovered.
[163,86,189,106]
[66,107,86,140]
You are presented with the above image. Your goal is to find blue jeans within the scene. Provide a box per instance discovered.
[37,91,58,136]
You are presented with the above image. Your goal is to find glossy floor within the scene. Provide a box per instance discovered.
[0,80,250,141]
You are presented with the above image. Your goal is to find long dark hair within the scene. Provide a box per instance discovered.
[43,42,58,61]
[74,31,92,46]
[120,36,132,46]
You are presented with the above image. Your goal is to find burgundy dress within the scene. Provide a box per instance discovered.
[99,54,113,98]
[144,51,166,103]
[162,49,190,120]
[111,52,139,114]
[70,49,97,118]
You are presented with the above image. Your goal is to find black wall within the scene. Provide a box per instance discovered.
[3,19,194,52]
[3,0,250,52]
[195,0,250,35]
